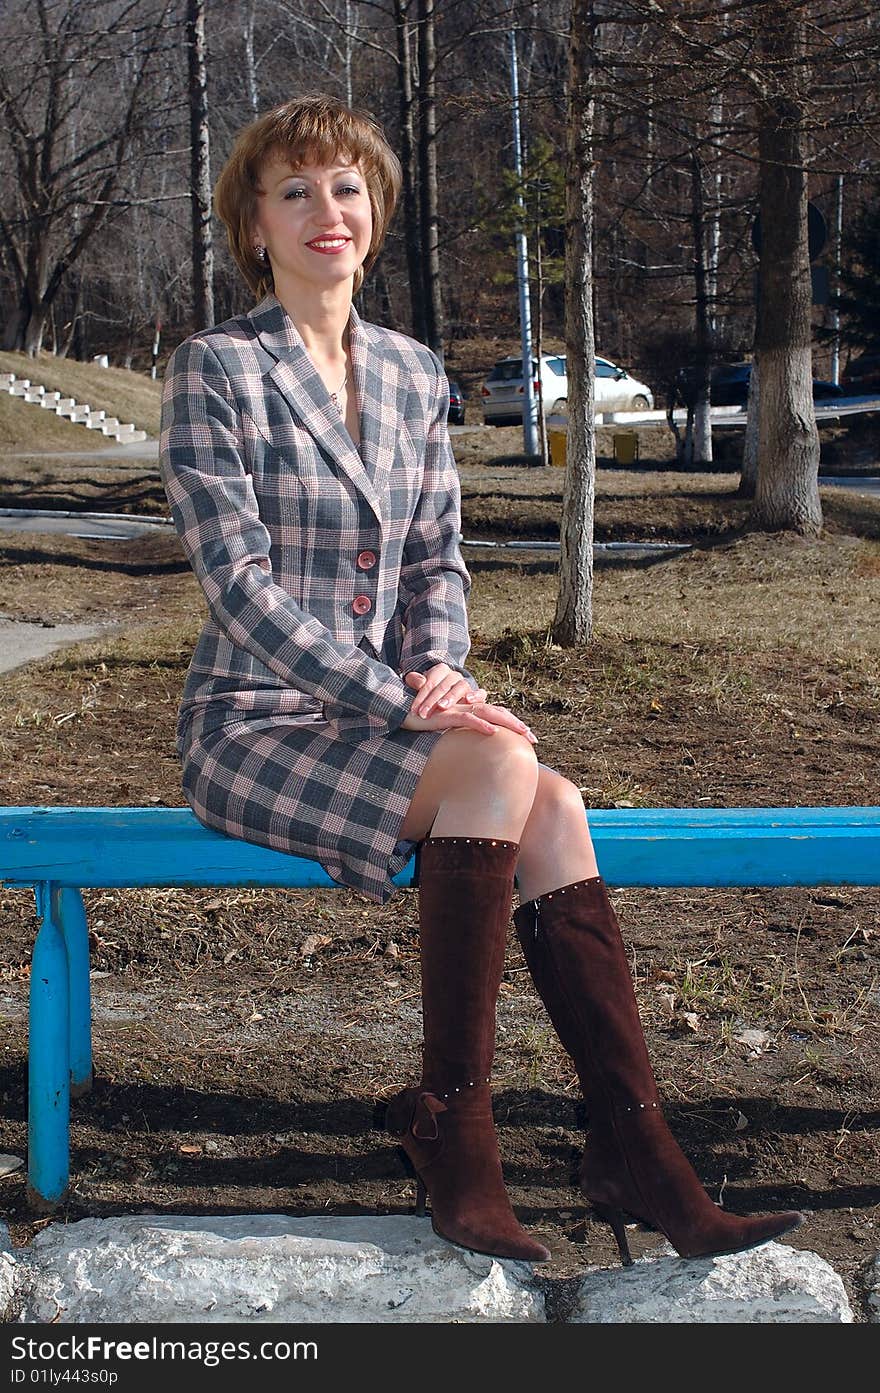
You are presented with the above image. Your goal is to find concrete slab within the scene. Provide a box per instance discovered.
[562,1240,853,1323]
[5,1215,545,1325]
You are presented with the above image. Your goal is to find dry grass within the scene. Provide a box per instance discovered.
[0,391,117,451]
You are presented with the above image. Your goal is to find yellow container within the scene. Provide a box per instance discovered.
[613,431,639,465]
[548,426,566,467]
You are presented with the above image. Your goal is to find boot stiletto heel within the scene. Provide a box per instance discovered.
[415,1177,427,1217]
[591,1202,634,1267]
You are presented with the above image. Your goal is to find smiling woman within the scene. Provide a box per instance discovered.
[158,93,803,1274]
[213,96,401,304]
[252,157,373,290]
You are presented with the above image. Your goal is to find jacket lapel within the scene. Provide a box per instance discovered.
[349,309,402,511]
[249,294,400,530]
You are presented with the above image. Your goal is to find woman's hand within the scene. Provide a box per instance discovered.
[402,692,538,744]
[404,665,487,717]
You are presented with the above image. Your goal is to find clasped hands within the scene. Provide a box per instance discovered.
[401,663,537,744]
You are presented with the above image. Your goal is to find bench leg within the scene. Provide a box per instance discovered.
[28,882,71,1210]
[60,887,93,1096]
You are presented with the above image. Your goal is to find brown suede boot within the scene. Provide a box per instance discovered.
[385,836,550,1263]
[513,876,804,1264]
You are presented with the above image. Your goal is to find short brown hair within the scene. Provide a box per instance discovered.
[214,94,402,301]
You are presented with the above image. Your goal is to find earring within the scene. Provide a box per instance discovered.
[254,244,268,262]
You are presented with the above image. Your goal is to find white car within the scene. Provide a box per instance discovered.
[480,353,654,424]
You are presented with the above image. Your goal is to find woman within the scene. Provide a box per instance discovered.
[160,95,803,1267]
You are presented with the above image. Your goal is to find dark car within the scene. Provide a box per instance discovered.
[811,379,845,402]
[841,352,880,396]
[710,362,845,406]
[709,362,752,406]
[448,380,466,425]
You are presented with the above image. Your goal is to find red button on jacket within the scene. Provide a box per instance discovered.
[356,550,377,570]
[352,595,372,616]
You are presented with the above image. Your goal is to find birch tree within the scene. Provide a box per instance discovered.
[187,0,214,330]
[553,0,595,647]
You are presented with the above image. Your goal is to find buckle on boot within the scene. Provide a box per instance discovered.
[411,1091,448,1141]
[384,1088,448,1139]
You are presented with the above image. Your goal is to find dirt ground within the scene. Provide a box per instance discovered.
[0,422,878,1319]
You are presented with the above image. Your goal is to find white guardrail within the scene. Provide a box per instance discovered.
[578,394,880,431]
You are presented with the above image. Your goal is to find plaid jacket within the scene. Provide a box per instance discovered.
[159,293,474,749]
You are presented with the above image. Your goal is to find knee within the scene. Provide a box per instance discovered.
[445,726,540,795]
[533,770,588,832]
[482,726,541,784]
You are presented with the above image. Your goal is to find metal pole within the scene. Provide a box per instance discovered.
[151,319,161,381]
[830,174,843,386]
[509,28,539,456]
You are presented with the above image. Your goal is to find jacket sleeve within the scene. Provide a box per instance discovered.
[159,335,415,739]
[397,355,478,689]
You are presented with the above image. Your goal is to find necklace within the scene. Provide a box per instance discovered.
[329,365,350,407]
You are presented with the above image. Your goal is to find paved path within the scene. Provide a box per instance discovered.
[1,472,876,677]
[1,439,160,461]
[0,616,113,676]
[820,475,880,498]
[0,507,170,540]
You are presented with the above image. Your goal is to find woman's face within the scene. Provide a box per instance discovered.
[252,152,373,296]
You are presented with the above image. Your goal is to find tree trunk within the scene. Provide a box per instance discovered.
[59,274,83,360]
[342,0,354,107]
[18,241,51,355]
[417,0,444,360]
[534,203,549,467]
[553,0,595,648]
[2,301,28,352]
[393,0,426,342]
[739,360,760,496]
[691,149,713,466]
[187,0,215,330]
[243,0,259,116]
[24,302,48,356]
[372,258,398,331]
[750,8,821,535]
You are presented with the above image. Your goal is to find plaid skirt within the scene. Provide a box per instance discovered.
[180,713,442,903]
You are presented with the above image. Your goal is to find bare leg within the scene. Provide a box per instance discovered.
[400,739,599,897]
[515,766,599,902]
[399,727,540,844]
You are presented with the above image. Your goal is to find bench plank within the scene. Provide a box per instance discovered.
[2,804,880,888]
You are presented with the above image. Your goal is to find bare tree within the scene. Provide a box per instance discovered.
[393,0,427,341]
[3,0,876,388]
[554,0,595,648]
[242,0,260,116]
[187,0,214,329]
[750,1,821,534]
[416,0,444,357]
[0,0,173,354]
[690,144,713,466]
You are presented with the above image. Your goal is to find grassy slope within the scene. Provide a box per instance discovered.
[0,351,162,441]
[0,391,119,450]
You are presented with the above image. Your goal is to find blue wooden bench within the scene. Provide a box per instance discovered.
[2,803,879,1210]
